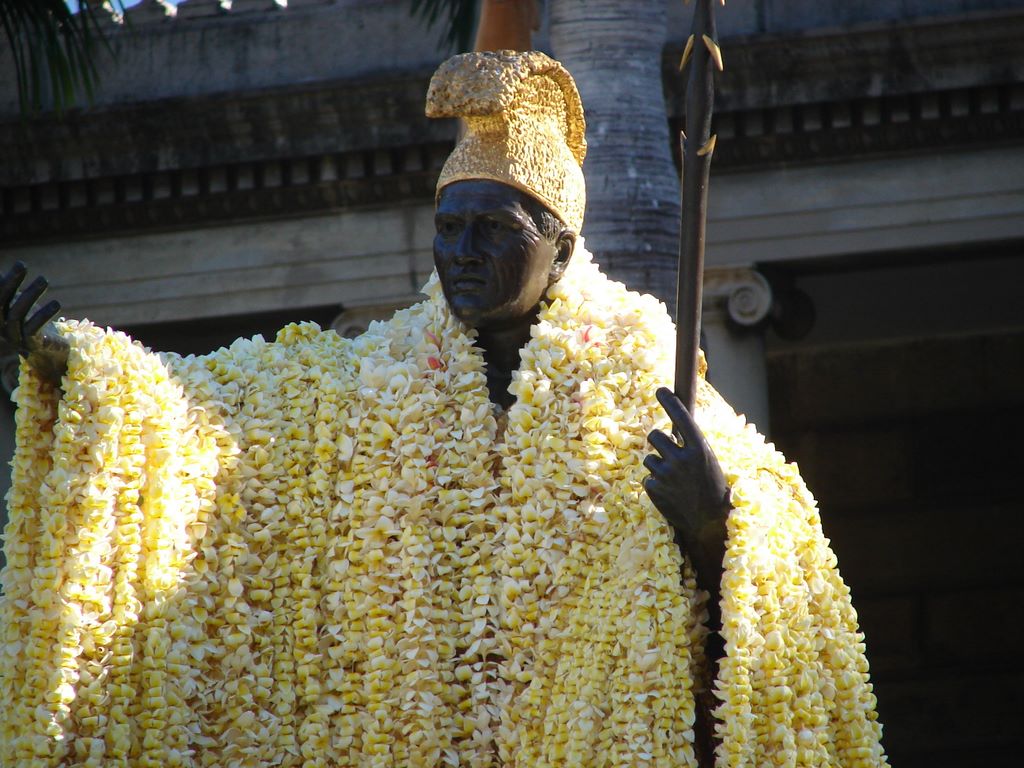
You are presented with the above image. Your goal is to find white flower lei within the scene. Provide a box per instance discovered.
[0,241,887,768]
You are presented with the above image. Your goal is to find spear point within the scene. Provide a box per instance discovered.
[679,34,696,71]
[702,34,724,72]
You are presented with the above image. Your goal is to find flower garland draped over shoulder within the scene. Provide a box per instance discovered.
[0,242,886,768]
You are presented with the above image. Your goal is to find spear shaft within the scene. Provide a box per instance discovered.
[674,2,722,765]
[674,0,719,413]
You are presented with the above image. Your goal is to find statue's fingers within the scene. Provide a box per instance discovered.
[23,300,60,339]
[643,452,667,477]
[8,276,48,324]
[0,262,28,315]
[647,428,680,459]
[656,386,705,450]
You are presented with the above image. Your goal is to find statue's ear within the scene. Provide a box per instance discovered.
[549,230,576,283]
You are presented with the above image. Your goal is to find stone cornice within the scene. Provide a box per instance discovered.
[675,83,1024,173]
[663,9,1024,114]
[3,13,1023,246]
[0,73,444,188]
[664,9,1024,171]
[2,162,445,246]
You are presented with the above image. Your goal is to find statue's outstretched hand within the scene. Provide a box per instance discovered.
[644,387,730,615]
[1,261,68,385]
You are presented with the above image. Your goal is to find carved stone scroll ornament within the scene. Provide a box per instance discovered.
[702,266,773,327]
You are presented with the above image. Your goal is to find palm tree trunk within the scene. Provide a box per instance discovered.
[549,0,680,307]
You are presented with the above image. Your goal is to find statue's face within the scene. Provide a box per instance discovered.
[434,180,571,329]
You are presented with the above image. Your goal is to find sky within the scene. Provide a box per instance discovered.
[69,1,200,10]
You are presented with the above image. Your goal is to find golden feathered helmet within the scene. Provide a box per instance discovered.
[426,50,587,233]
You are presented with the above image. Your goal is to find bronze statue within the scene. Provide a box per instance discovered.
[0,50,886,768]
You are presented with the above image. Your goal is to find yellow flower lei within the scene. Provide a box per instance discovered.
[0,242,887,767]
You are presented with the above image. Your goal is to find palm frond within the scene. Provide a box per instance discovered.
[408,0,478,53]
[0,0,126,117]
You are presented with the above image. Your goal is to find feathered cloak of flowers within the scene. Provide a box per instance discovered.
[0,244,887,768]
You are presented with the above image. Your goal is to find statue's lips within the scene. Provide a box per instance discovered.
[452,275,487,291]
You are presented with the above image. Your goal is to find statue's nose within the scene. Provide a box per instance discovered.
[453,226,481,265]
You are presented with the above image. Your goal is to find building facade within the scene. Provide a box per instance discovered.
[2,1,1023,764]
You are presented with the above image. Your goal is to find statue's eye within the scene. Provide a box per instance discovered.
[484,219,507,236]
[437,220,461,237]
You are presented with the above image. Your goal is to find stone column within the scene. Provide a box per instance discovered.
[701,267,773,434]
